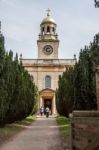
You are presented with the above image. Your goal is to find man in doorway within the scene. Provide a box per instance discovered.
[45,107,50,118]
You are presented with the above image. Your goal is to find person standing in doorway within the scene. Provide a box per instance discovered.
[45,107,50,118]
[40,106,44,116]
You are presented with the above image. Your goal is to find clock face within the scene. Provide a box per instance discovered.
[43,45,53,55]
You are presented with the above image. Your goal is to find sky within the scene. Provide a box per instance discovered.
[0,0,99,59]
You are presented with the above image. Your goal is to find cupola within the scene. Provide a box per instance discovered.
[38,9,58,41]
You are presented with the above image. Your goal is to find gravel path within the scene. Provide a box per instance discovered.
[0,116,67,150]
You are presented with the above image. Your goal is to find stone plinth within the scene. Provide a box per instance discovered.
[69,111,99,150]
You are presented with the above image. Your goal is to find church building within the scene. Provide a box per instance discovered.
[22,10,76,115]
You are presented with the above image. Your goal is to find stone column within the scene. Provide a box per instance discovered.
[52,95,56,115]
[96,67,99,110]
[40,96,43,108]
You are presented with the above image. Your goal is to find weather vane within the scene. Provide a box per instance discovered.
[46,8,51,16]
[94,0,99,7]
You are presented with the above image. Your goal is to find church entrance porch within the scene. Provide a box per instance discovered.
[39,89,56,115]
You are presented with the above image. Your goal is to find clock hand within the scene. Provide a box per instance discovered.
[46,48,51,52]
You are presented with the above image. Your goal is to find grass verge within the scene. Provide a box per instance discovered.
[0,115,36,146]
[56,115,70,138]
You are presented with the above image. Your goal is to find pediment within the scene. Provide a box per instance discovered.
[39,88,55,98]
[39,88,55,94]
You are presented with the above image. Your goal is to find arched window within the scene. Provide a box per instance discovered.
[45,75,51,88]
[47,26,50,33]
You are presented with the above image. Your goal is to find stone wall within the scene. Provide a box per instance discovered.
[69,111,99,150]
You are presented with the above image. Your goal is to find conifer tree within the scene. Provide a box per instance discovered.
[0,25,38,126]
[56,34,99,117]
[56,67,74,117]
[0,32,8,126]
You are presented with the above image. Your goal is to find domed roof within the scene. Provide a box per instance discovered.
[41,10,56,24]
[41,15,56,24]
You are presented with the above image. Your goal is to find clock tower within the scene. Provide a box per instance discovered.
[37,10,59,59]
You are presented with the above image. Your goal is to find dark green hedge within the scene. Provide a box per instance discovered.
[0,32,38,126]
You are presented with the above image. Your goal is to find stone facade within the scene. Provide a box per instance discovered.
[22,11,76,115]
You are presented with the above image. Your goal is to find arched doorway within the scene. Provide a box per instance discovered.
[39,88,56,115]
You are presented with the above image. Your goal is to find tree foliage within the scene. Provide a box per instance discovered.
[56,34,99,117]
[0,33,38,126]
[56,67,74,117]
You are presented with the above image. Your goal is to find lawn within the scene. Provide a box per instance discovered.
[56,115,70,138]
[0,115,36,146]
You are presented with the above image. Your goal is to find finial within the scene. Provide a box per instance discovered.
[46,8,51,16]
